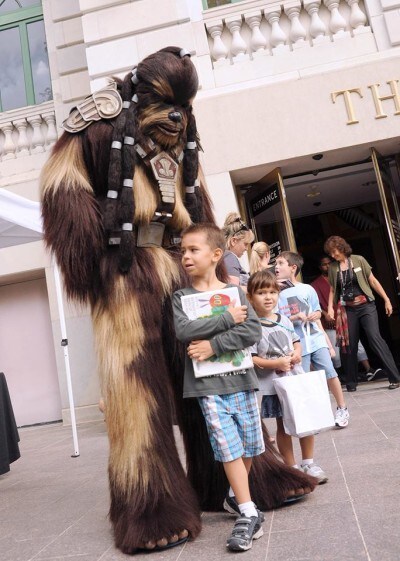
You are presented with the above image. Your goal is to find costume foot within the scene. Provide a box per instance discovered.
[282,486,312,505]
[139,530,189,552]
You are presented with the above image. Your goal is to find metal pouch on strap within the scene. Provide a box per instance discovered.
[137,222,165,247]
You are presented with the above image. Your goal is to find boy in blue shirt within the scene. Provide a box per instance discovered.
[275,252,350,475]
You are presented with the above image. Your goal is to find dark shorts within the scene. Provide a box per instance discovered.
[260,394,283,419]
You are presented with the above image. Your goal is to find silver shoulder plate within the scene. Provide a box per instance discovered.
[62,82,123,133]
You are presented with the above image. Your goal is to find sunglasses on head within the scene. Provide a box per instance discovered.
[233,217,249,233]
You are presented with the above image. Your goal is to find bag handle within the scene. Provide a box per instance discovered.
[259,318,295,334]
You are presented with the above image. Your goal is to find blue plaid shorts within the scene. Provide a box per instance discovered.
[197,391,265,463]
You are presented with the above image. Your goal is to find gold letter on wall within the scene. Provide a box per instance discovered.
[368,80,400,119]
[331,88,363,125]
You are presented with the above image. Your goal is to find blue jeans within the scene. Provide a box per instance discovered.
[301,347,337,379]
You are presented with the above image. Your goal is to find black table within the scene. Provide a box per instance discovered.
[0,372,20,475]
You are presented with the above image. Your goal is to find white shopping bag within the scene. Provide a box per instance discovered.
[273,370,335,438]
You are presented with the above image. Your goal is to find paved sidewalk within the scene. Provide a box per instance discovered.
[1,379,400,561]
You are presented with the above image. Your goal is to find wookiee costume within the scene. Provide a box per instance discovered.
[40,47,315,555]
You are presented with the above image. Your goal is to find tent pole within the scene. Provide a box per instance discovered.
[53,261,80,457]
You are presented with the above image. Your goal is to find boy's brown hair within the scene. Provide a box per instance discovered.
[278,251,304,276]
[247,270,280,297]
[181,222,225,251]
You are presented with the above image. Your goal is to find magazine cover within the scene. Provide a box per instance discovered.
[181,287,254,378]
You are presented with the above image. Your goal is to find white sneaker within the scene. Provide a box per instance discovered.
[366,368,383,382]
[335,406,349,428]
[302,462,328,484]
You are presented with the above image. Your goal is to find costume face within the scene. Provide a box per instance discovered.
[250,286,279,317]
[181,232,221,278]
[139,103,190,150]
[135,50,198,151]
[275,257,295,280]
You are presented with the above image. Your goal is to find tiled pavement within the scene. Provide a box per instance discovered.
[1,379,400,561]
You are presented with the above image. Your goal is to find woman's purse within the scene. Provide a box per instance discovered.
[273,368,335,438]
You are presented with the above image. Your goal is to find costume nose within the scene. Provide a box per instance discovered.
[168,111,182,123]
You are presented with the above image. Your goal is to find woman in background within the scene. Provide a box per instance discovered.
[250,241,277,275]
[223,212,254,291]
[325,235,400,392]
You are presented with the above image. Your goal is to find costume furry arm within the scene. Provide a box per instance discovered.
[40,132,105,302]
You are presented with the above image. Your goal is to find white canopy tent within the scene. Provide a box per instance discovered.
[0,189,79,457]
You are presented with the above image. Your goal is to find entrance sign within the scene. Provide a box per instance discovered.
[244,168,297,254]
[250,186,280,217]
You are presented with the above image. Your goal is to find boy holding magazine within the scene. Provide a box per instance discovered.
[172,223,264,552]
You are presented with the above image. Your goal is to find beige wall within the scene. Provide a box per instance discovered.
[195,55,400,178]
[0,278,61,427]
[45,267,102,426]
[0,240,102,425]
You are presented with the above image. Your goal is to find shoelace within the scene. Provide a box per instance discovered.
[336,407,348,417]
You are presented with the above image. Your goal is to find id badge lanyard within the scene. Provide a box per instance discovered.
[339,258,353,305]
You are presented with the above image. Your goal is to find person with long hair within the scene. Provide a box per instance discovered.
[250,241,274,275]
[223,212,254,291]
[325,236,400,392]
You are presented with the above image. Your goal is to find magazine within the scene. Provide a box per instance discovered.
[180,287,254,378]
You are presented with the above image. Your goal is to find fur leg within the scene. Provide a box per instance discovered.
[249,426,317,510]
[93,275,201,552]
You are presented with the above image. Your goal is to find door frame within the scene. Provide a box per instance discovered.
[371,148,400,284]
[242,167,297,252]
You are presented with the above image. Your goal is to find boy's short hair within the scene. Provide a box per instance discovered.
[181,223,225,251]
[247,270,280,297]
[278,251,304,275]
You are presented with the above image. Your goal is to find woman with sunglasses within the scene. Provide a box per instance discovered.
[223,212,255,292]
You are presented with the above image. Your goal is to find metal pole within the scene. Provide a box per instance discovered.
[53,261,80,457]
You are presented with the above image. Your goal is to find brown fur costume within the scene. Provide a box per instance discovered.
[40,47,315,554]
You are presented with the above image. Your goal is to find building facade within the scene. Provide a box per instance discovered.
[1,0,399,425]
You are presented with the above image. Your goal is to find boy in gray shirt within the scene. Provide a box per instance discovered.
[172,223,264,552]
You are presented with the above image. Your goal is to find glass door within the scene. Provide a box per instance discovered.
[243,168,296,264]
[371,148,400,285]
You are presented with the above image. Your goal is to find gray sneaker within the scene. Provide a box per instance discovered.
[302,462,328,484]
[223,494,240,516]
[223,495,265,524]
[226,512,264,552]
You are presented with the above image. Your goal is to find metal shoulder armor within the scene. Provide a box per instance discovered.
[62,82,123,133]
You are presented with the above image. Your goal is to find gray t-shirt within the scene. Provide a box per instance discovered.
[223,250,249,286]
[172,284,261,398]
[250,314,300,395]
